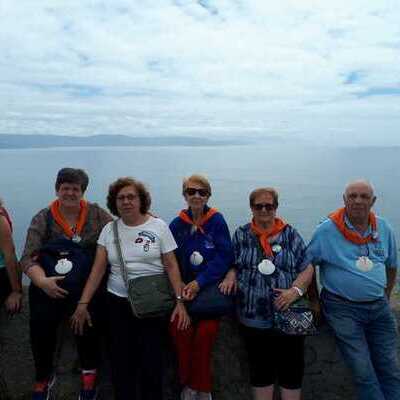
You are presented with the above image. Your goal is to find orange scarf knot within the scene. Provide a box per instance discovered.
[50,199,88,239]
[251,217,287,257]
[178,207,218,234]
[329,207,377,245]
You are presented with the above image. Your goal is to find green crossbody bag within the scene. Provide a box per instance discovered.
[112,220,175,318]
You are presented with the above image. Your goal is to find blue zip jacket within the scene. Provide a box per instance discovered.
[169,207,234,288]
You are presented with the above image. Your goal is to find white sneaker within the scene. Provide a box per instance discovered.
[180,386,199,400]
[197,392,212,400]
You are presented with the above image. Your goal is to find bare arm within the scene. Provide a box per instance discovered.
[78,245,109,304]
[385,267,397,300]
[162,251,190,330]
[70,245,108,335]
[0,216,22,313]
[274,264,314,311]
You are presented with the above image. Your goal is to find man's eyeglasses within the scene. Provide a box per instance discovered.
[252,203,276,211]
[185,188,209,197]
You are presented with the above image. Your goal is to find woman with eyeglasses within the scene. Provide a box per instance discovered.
[71,177,189,400]
[169,174,234,400]
[219,187,314,400]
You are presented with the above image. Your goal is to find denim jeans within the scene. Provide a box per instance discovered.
[321,290,400,400]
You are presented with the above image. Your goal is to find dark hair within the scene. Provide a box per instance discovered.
[107,177,151,217]
[55,168,89,192]
[249,187,279,208]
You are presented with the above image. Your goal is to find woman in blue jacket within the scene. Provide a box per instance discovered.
[169,174,233,400]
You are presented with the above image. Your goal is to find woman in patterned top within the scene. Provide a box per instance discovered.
[21,168,112,400]
[220,187,314,400]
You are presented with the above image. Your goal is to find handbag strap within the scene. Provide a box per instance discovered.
[112,219,129,288]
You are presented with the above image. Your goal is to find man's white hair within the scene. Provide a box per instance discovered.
[344,179,375,198]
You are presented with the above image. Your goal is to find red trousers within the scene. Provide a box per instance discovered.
[169,318,220,392]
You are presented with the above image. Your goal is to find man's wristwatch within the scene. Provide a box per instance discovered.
[292,286,304,297]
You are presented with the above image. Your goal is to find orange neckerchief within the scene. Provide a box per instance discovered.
[178,207,218,234]
[329,207,377,245]
[50,199,88,239]
[0,207,12,232]
[251,217,287,257]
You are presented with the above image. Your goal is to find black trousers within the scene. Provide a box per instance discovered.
[106,292,168,400]
[29,284,102,381]
[240,324,305,390]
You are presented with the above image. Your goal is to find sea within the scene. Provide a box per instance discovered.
[1,144,399,259]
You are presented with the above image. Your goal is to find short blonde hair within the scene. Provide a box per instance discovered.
[249,187,279,208]
[182,174,212,196]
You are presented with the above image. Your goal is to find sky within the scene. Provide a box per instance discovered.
[1,1,400,146]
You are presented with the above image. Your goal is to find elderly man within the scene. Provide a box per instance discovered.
[306,180,400,400]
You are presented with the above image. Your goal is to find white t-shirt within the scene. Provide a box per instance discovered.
[97,216,177,297]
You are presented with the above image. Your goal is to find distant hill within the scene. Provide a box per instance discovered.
[0,134,248,149]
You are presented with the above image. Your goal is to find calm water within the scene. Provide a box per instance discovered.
[1,145,400,257]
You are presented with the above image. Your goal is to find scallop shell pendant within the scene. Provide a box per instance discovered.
[55,258,73,274]
[356,256,373,272]
[190,251,204,266]
[258,259,276,275]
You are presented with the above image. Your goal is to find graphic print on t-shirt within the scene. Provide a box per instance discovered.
[136,230,157,252]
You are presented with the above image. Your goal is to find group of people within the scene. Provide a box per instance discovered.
[0,167,399,400]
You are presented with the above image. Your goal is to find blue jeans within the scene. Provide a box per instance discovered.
[321,290,400,400]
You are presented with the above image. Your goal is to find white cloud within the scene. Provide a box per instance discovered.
[1,0,400,145]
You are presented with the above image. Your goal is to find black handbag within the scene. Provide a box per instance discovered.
[186,283,235,319]
[273,298,317,336]
[37,238,95,300]
[113,220,175,319]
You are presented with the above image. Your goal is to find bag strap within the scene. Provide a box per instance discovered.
[112,220,129,288]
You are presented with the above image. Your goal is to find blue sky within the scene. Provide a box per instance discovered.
[1,1,400,145]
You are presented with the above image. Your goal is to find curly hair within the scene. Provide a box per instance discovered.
[107,177,151,217]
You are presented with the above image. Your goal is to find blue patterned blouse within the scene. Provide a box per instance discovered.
[233,223,309,329]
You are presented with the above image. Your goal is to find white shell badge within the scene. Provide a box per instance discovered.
[190,251,204,266]
[356,256,374,272]
[55,258,73,275]
[258,259,276,275]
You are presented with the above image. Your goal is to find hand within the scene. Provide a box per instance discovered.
[5,291,22,315]
[70,304,93,335]
[182,280,200,301]
[273,288,299,311]
[170,302,191,330]
[219,269,237,295]
[37,276,69,299]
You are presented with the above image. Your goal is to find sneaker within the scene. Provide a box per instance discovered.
[31,375,56,400]
[181,386,199,400]
[78,371,97,400]
[197,392,212,400]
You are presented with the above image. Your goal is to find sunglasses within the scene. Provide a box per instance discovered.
[185,188,209,197]
[252,203,276,211]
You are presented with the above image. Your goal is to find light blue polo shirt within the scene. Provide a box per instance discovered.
[305,215,397,301]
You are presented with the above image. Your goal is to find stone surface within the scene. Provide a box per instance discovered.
[0,291,399,400]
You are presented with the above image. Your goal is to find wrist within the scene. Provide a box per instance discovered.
[292,286,304,297]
